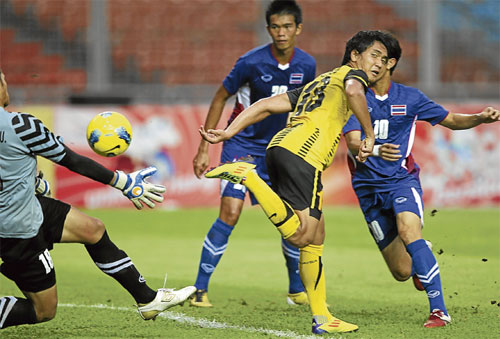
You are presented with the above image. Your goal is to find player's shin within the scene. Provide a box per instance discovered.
[406,239,448,316]
[85,231,156,304]
[299,244,331,319]
[194,218,233,290]
[0,297,37,329]
[244,171,299,238]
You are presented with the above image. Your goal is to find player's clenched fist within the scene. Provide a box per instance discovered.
[480,107,500,123]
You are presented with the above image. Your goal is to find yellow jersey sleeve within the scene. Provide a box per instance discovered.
[268,65,361,171]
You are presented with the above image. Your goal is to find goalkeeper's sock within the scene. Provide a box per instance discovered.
[299,244,331,319]
[85,231,156,304]
[281,238,305,294]
[244,170,300,239]
[194,218,233,290]
[0,297,37,328]
[407,239,448,315]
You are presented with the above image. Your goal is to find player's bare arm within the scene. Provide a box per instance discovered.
[345,130,402,162]
[193,85,232,178]
[199,92,292,144]
[344,79,375,162]
[439,106,500,130]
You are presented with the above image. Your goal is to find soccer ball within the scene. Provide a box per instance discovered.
[86,111,132,157]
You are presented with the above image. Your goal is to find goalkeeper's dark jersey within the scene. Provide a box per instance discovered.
[268,65,368,171]
[0,107,66,238]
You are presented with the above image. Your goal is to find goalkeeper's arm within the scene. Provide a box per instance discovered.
[57,145,165,209]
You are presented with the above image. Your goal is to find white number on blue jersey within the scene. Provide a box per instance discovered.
[374,119,389,140]
[271,85,288,97]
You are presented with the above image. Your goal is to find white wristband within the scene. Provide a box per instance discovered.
[111,170,128,190]
[372,145,381,157]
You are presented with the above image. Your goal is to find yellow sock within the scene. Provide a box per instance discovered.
[300,244,331,320]
[244,171,299,239]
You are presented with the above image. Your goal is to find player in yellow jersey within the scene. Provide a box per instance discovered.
[200,31,393,334]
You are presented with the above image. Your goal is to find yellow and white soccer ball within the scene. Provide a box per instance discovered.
[86,111,132,157]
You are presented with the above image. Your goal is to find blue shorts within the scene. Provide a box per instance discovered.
[357,185,424,251]
[219,145,270,205]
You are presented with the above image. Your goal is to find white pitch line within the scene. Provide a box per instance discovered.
[59,303,327,339]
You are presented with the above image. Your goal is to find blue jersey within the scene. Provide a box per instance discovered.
[342,81,449,197]
[0,108,66,238]
[223,44,316,156]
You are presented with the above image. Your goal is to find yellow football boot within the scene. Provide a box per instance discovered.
[205,159,256,184]
[312,315,359,334]
[189,289,213,308]
[287,292,309,305]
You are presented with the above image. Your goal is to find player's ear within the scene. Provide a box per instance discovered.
[350,50,360,63]
[295,23,303,36]
[386,58,397,70]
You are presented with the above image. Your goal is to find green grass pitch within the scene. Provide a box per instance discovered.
[1,207,499,338]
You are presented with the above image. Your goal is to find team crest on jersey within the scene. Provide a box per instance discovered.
[391,105,407,116]
[261,74,273,82]
[289,73,304,84]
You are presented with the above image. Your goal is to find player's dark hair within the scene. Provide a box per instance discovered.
[266,0,302,25]
[341,30,402,74]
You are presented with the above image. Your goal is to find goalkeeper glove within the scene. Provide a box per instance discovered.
[111,166,166,209]
[35,171,51,197]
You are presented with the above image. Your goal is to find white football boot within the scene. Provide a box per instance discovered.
[138,286,196,320]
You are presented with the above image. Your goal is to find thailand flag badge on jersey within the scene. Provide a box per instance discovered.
[289,73,304,84]
[391,105,407,116]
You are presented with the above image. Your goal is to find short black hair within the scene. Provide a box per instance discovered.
[265,0,302,26]
[341,30,402,74]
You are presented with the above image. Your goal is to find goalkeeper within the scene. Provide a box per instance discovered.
[0,69,195,330]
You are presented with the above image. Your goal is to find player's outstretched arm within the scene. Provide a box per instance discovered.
[439,106,500,130]
[58,146,165,209]
[199,93,292,144]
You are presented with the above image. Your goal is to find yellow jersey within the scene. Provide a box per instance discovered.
[268,65,368,171]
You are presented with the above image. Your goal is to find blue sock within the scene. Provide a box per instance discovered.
[281,238,305,294]
[407,239,448,315]
[194,218,233,291]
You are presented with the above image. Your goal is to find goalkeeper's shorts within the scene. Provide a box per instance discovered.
[0,196,70,292]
